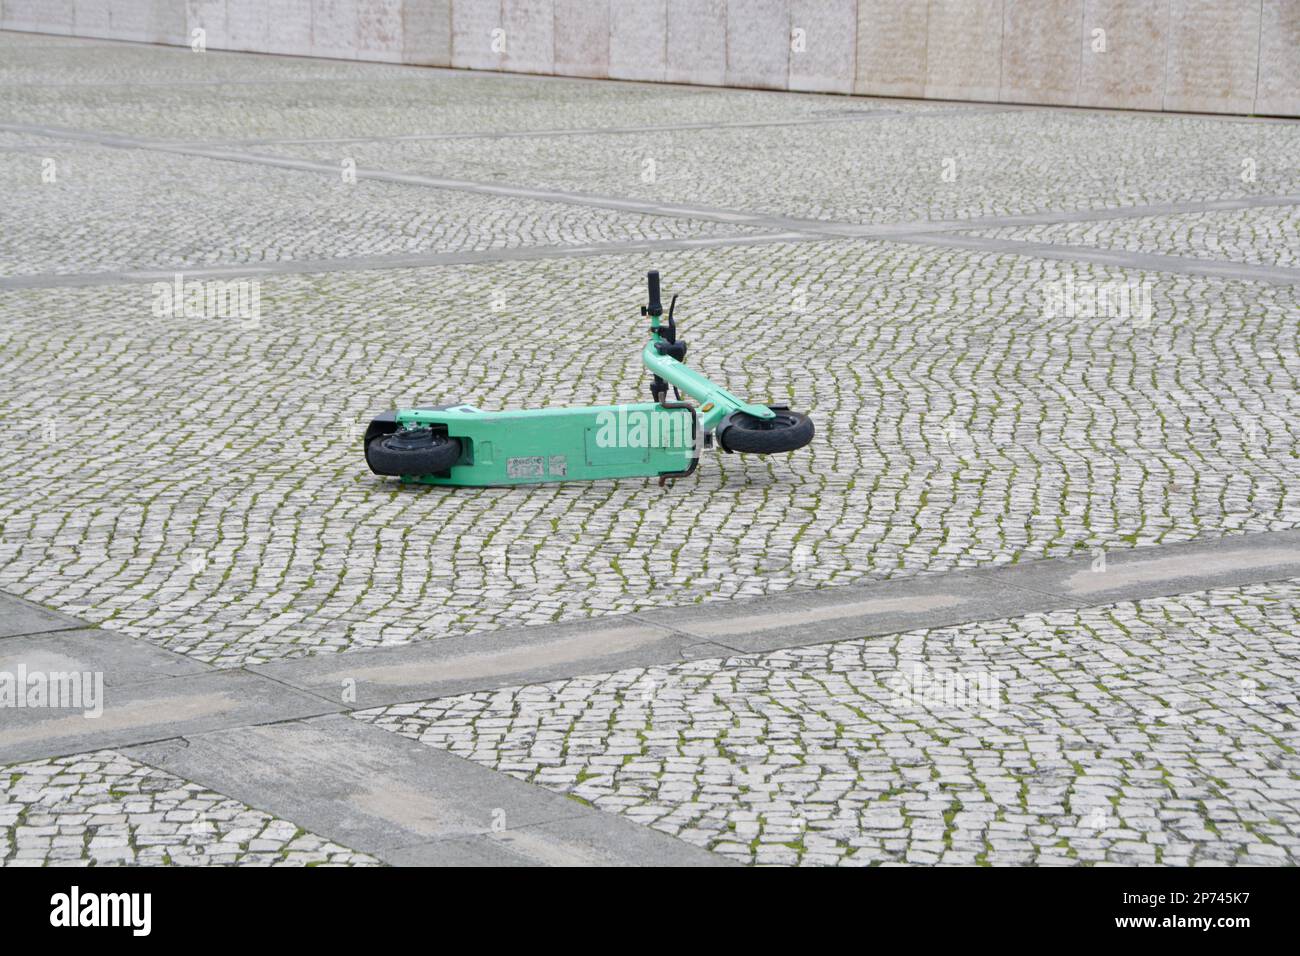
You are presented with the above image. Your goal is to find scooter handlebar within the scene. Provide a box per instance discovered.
[647,270,663,317]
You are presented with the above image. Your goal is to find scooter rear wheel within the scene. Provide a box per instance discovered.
[366,427,462,477]
[716,409,814,454]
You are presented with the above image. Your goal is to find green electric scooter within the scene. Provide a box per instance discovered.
[364,271,814,487]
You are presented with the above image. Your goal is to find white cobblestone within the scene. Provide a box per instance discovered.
[355,581,1300,866]
[0,750,381,866]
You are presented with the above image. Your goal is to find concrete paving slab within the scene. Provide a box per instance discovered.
[252,530,1300,701]
[123,714,725,865]
[0,590,86,639]
[644,531,1300,652]
[1164,0,1261,115]
[0,229,812,291]
[980,528,1300,606]
[923,0,1002,102]
[0,627,210,687]
[854,0,927,97]
[381,833,555,866]
[788,0,856,95]
[501,0,555,77]
[255,617,702,708]
[401,0,451,67]
[725,0,790,91]
[513,814,736,866]
[0,669,341,764]
[387,815,735,866]
[904,232,1300,286]
[632,569,1059,653]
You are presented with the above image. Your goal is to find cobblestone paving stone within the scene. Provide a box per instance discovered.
[2,29,1299,869]
[0,30,417,87]
[0,129,67,147]
[354,580,1300,866]
[0,34,1297,672]
[1,240,1297,665]
[0,33,887,143]
[0,143,757,277]
[0,750,381,866]
[265,112,1300,225]
[963,205,1300,270]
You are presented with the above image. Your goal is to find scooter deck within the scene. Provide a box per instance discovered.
[389,402,699,487]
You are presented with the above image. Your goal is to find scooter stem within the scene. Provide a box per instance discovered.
[642,270,775,430]
[642,340,775,432]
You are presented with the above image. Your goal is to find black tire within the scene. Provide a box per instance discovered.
[717,408,814,454]
[366,427,462,477]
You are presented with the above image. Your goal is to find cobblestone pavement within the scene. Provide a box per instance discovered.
[261,111,1300,225]
[0,749,381,866]
[2,244,1296,664]
[1,33,1298,666]
[0,31,897,142]
[1,32,1299,867]
[964,205,1300,270]
[0,144,759,277]
[355,580,1300,866]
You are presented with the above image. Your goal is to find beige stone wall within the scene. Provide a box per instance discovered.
[3,0,1296,116]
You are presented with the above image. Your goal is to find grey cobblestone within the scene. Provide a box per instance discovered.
[0,749,381,866]
[354,580,1300,866]
[1,240,1297,665]
[0,33,1296,674]
[6,24,1297,871]
[964,205,1300,270]
[0,30,416,89]
[0,31,892,143]
[263,111,1300,226]
[0,143,758,277]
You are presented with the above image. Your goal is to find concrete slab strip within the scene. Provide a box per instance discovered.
[655,531,1300,650]
[185,105,1016,149]
[900,233,1300,286]
[0,591,88,639]
[940,194,1300,230]
[2,121,1298,289]
[5,532,1298,754]
[260,528,1300,703]
[0,231,821,292]
[4,530,1297,864]
[985,530,1300,605]
[0,628,212,687]
[254,618,699,709]
[632,566,1065,653]
[122,715,729,866]
[0,669,343,764]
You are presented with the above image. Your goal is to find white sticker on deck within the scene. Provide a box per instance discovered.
[507,456,544,478]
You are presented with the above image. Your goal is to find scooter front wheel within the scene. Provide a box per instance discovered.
[716,408,814,454]
[366,427,462,477]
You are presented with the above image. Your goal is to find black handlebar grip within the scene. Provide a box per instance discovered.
[647,270,663,316]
